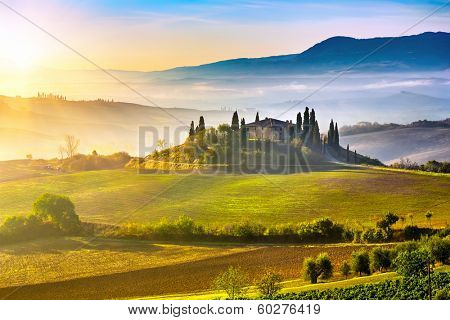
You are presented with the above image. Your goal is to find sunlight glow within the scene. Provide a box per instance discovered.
[3,41,39,72]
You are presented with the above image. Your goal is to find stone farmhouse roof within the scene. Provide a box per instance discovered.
[245,117,292,128]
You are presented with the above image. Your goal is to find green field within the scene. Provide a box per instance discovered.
[0,167,448,227]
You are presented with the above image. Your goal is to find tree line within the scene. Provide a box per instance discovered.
[211,235,449,299]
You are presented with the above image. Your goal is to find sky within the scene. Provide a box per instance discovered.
[0,0,449,72]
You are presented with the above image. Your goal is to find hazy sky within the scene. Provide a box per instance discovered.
[0,0,449,72]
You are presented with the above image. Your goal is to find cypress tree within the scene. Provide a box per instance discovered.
[310,109,316,132]
[312,120,320,150]
[189,121,195,137]
[309,108,316,148]
[328,119,334,146]
[296,112,302,137]
[198,116,205,131]
[354,150,357,164]
[240,118,247,145]
[255,112,260,122]
[302,107,310,142]
[346,144,350,162]
[334,122,339,147]
[231,111,240,131]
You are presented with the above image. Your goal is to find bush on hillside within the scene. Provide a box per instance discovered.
[351,250,371,276]
[0,194,81,243]
[213,266,249,300]
[257,270,283,298]
[361,228,390,243]
[33,193,81,233]
[394,249,430,278]
[60,152,130,171]
[303,253,333,284]
[371,247,393,272]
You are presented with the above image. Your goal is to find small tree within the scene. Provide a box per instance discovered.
[64,135,79,158]
[33,193,81,233]
[376,212,399,230]
[303,253,333,284]
[156,139,166,151]
[256,270,283,298]
[198,116,206,132]
[296,112,302,136]
[425,211,433,228]
[189,121,195,137]
[424,236,449,265]
[340,261,351,279]
[394,249,430,277]
[231,111,240,131]
[371,247,392,272]
[214,266,249,300]
[352,250,371,276]
[58,145,66,160]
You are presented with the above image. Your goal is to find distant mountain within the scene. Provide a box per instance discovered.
[156,32,450,77]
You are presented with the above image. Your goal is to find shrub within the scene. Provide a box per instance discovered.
[296,218,347,242]
[371,247,392,272]
[340,261,351,279]
[351,250,371,276]
[0,194,81,243]
[256,270,283,298]
[434,288,449,300]
[404,225,432,240]
[303,253,333,284]
[214,266,249,300]
[437,227,450,238]
[376,212,399,230]
[229,221,265,239]
[33,193,81,233]
[361,228,389,243]
[394,249,430,277]
[423,236,450,265]
[394,241,420,254]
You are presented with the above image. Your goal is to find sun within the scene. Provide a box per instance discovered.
[3,41,39,72]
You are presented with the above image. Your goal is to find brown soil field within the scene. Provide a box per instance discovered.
[0,243,388,299]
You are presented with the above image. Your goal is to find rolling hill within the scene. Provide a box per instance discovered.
[0,168,448,227]
[0,95,254,160]
[340,125,450,164]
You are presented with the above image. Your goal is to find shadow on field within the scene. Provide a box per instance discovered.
[0,237,164,256]
[137,163,368,175]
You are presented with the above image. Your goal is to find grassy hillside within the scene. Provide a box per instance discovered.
[0,167,448,227]
[0,236,388,299]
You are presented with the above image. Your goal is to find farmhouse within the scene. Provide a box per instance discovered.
[245,117,293,141]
